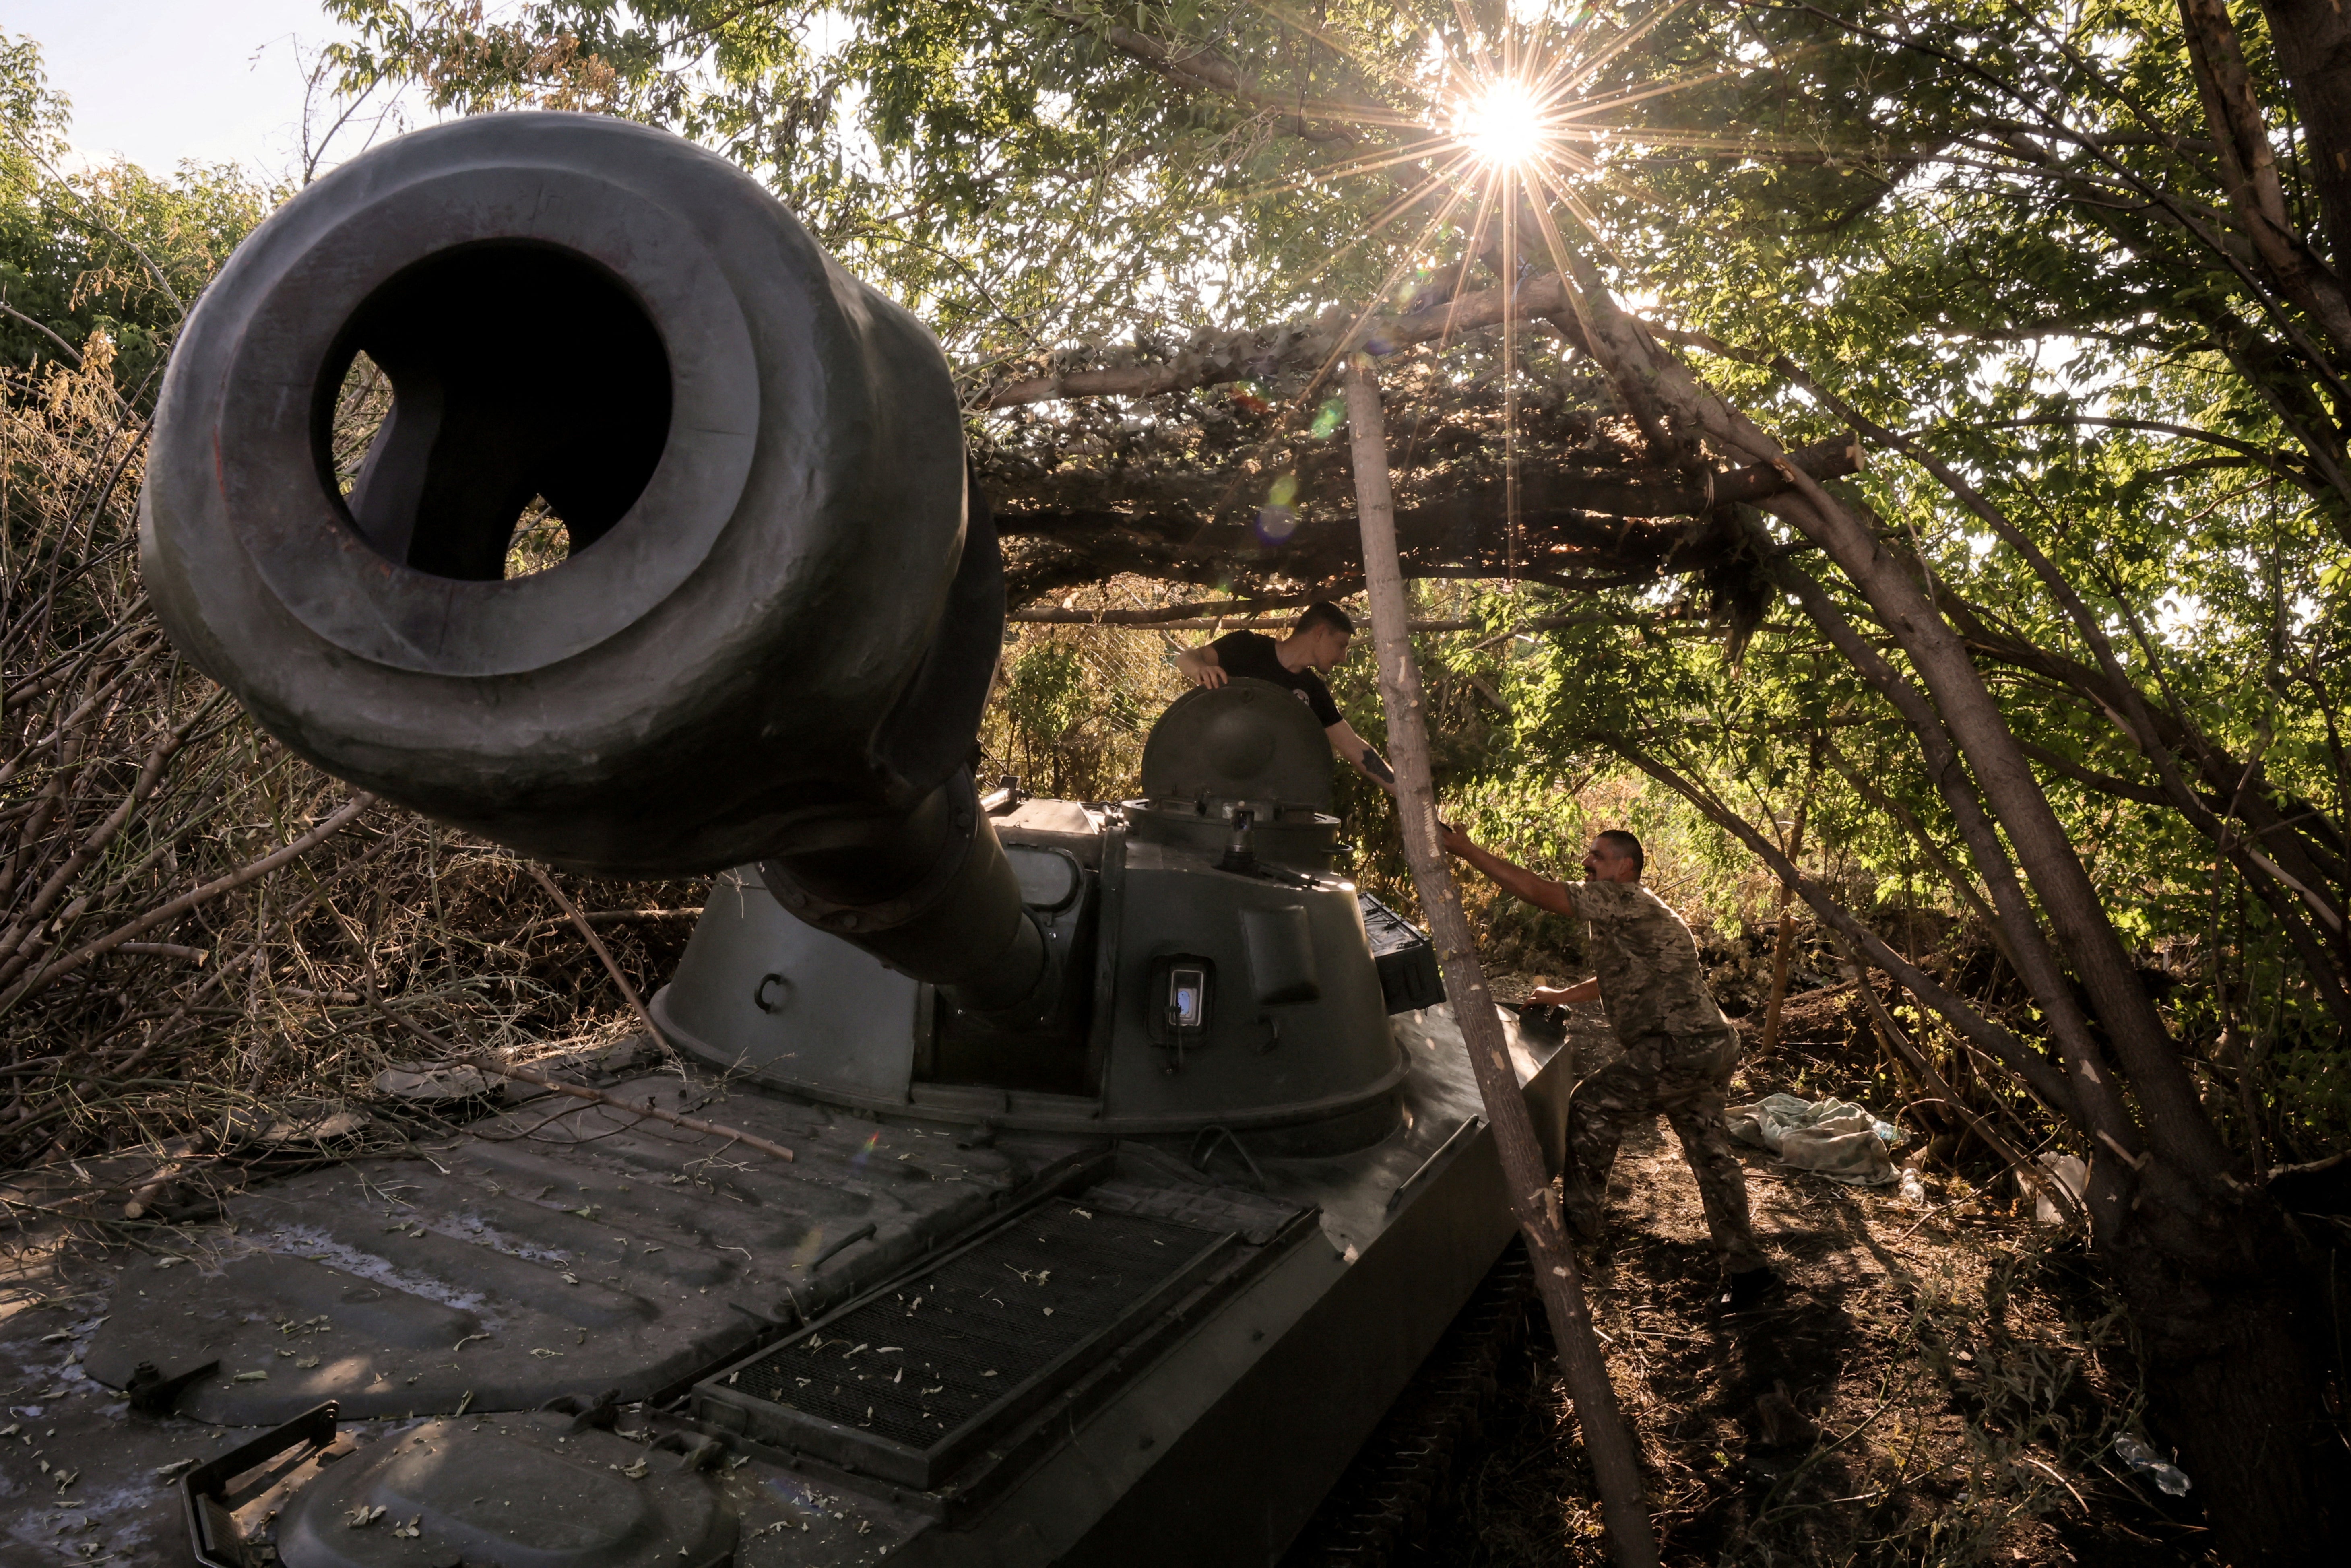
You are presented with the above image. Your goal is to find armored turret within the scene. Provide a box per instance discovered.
[660,675,1441,1153]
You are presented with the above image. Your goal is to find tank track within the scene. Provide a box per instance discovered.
[1280,1241,1538,1566]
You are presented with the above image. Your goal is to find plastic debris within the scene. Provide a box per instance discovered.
[2114,1434,2190,1496]
[1725,1094,1905,1185]
[2033,1153,2088,1224]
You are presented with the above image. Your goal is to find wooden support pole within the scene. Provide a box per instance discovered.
[1759,745,1819,1056]
[1341,355,1661,1568]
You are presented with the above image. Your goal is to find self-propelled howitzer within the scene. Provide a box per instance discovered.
[70,111,1575,1568]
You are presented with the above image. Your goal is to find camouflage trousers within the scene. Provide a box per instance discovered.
[1564,1026,1766,1273]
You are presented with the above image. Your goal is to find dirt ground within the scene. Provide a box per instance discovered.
[1403,999,2216,1568]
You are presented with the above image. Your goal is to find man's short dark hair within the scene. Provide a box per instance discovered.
[1596,829,1645,876]
[1295,600,1355,638]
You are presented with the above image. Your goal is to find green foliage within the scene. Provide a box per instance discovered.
[979,623,1186,799]
[323,0,1451,374]
[1000,639,1089,778]
[0,31,275,396]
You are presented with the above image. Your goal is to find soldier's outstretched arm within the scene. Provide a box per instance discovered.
[1173,642,1228,689]
[1439,826,1577,916]
[1324,719,1398,793]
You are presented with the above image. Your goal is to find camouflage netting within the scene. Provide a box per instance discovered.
[971,326,1810,631]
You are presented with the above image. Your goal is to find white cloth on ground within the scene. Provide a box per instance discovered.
[1724,1092,1905,1186]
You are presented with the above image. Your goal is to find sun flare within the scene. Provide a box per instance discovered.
[1459,79,1546,169]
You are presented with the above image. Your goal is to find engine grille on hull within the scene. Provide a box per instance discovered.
[698,1180,1304,1491]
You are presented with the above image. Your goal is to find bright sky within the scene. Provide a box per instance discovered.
[8,0,361,179]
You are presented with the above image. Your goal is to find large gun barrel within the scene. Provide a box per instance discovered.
[139,112,1045,1012]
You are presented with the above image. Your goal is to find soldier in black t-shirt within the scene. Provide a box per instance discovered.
[1171,601,1398,792]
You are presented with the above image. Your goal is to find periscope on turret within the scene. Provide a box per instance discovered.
[7,111,1584,1568]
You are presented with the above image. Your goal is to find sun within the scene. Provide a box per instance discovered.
[1458,79,1546,169]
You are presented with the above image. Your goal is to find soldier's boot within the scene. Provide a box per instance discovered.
[1721,1263,1784,1313]
[1562,1116,1633,1246]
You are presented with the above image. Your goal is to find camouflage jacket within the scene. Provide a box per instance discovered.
[1565,881,1728,1042]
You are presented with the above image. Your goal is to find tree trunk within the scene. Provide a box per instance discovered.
[2106,1202,2344,1563]
[1342,355,1661,1568]
[1544,269,2201,1159]
[2255,0,2351,278]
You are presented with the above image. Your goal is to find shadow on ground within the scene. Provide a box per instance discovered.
[1306,1003,2217,1568]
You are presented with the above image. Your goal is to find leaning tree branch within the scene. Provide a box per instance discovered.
[1542,217,2227,1180]
[1763,557,2138,1156]
[1614,739,2083,1124]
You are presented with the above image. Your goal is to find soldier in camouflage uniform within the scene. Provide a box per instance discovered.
[1443,825,1779,1306]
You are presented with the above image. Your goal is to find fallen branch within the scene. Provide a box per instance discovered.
[504,907,705,943]
[460,1055,795,1166]
[525,864,679,1055]
[1009,592,1330,625]
[114,942,210,963]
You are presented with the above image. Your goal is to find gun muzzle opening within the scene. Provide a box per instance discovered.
[322,242,673,583]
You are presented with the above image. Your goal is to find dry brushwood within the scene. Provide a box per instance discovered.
[2,351,374,1141]
[0,349,701,1178]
